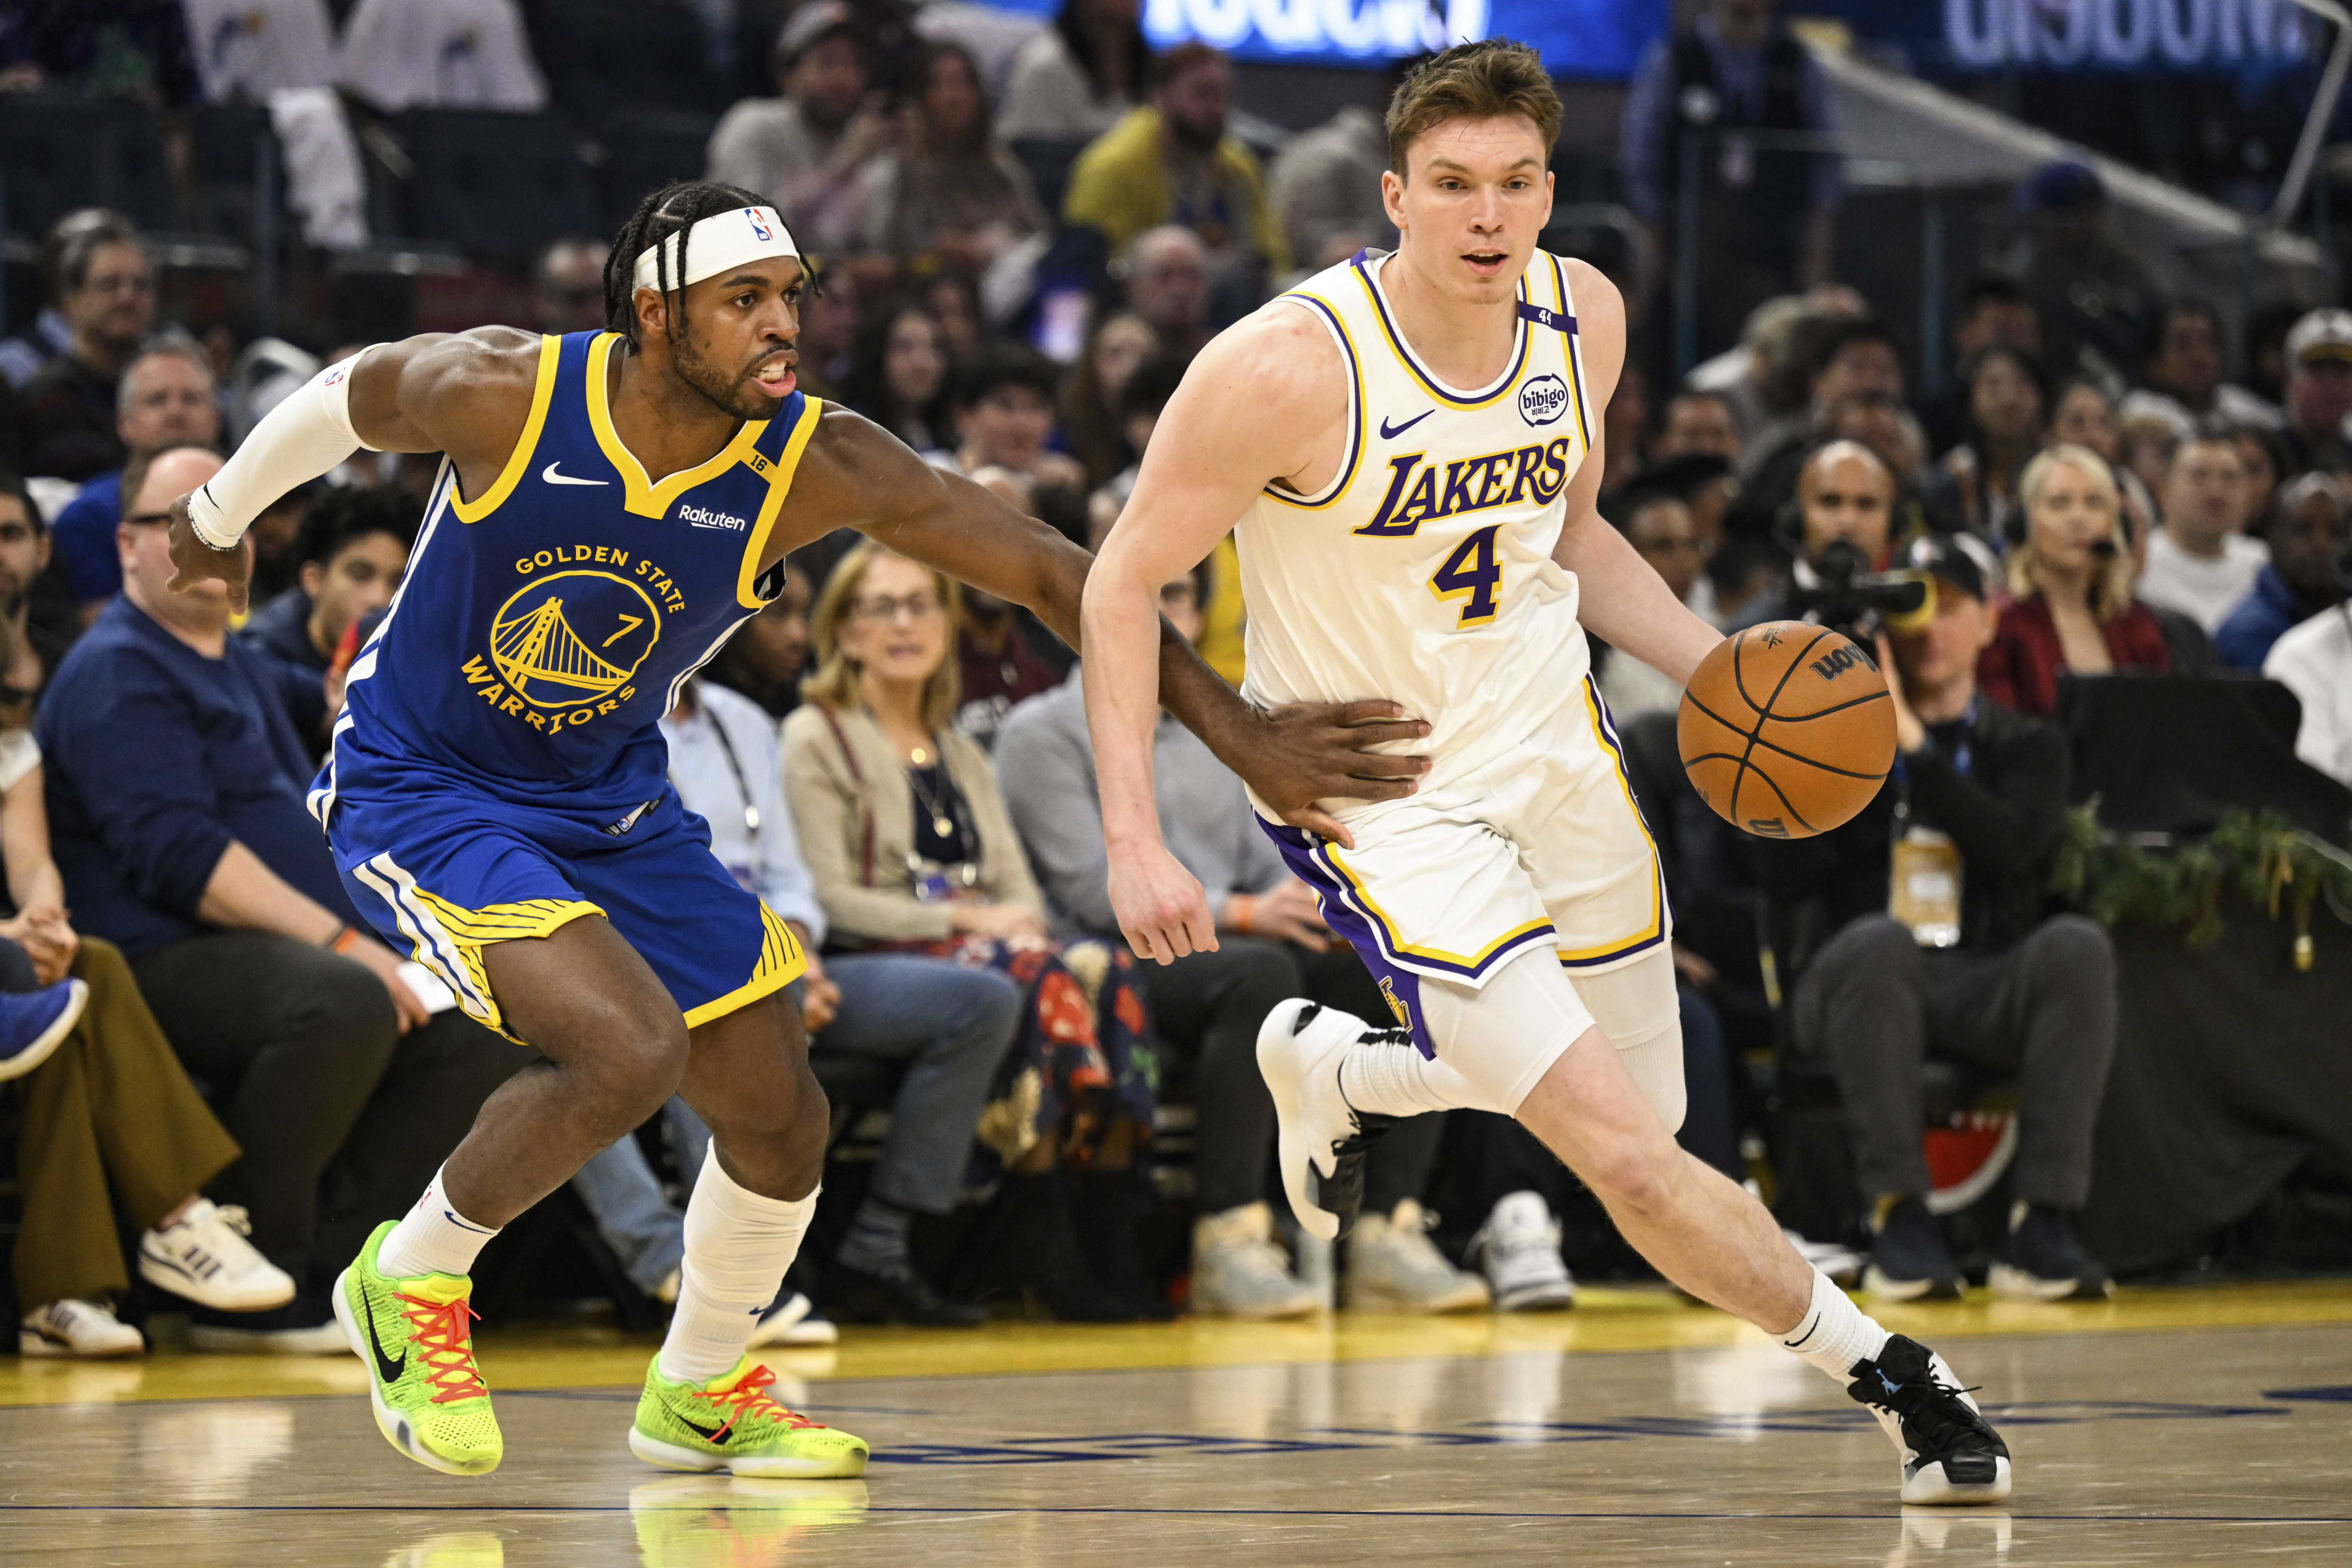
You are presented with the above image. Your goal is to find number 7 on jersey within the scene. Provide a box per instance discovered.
[1428,524,1503,628]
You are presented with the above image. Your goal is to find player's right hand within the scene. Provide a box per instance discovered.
[1110,842,1217,966]
[165,493,255,615]
[1248,700,1431,850]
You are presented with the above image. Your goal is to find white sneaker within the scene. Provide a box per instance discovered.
[22,1298,144,1357]
[1190,1202,1319,1319]
[187,1319,354,1355]
[749,1290,839,1348]
[1465,1191,1576,1311]
[1257,999,1394,1242]
[1344,1200,1490,1313]
[139,1198,297,1312]
[1784,1228,1866,1287]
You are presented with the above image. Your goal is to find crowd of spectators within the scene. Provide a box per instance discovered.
[0,0,2348,1356]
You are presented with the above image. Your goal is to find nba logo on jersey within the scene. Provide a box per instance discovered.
[746,208,773,242]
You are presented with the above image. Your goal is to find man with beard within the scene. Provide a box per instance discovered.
[704,3,890,258]
[21,217,158,483]
[159,180,1425,1481]
[1066,42,1289,297]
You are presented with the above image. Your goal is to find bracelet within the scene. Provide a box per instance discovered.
[325,922,361,954]
[1228,894,1255,935]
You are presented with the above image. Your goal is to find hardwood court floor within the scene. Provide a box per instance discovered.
[3,1281,2349,1566]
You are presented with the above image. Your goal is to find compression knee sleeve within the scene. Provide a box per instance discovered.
[1420,947,1599,1116]
[1567,947,1686,1133]
[187,350,372,548]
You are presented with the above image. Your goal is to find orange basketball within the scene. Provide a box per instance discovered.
[1677,621,1896,840]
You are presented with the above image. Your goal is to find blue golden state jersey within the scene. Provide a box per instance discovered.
[314,330,822,824]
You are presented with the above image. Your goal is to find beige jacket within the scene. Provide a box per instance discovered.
[780,701,1045,946]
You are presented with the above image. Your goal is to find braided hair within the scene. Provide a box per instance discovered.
[602,179,774,355]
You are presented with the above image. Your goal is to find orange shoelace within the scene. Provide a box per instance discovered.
[700,1363,819,1442]
[393,1290,488,1403]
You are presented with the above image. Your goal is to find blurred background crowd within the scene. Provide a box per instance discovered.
[0,0,2348,1359]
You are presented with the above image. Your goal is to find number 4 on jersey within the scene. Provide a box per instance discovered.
[1428,525,1503,628]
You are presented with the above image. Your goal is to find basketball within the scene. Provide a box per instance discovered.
[1677,621,1896,840]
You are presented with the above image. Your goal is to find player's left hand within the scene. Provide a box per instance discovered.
[1110,841,1217,966]
[165,493,255,615]
[1241,700,1431,850]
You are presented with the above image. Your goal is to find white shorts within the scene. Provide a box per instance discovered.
[1260,676,1670,1051]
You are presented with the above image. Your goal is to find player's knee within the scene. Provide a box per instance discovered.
[593,1009,692,1123]
[1579,1131,1686,1218]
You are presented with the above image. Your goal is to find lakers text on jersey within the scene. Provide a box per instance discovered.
[315,331,811,1039]
[1236,250,1669,1036]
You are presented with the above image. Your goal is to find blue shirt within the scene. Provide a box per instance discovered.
[1619,15,1842,223]
[2213,564,2312,670]
[39,596,355,960]
[50,470,124,605]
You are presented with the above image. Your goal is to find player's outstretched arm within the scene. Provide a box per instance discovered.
[165,329,543,613]
[1548,262,1723,686]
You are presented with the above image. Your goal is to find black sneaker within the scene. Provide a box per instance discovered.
[827,1255,987,1327]
[1846,1334,2013,1504]
[1863,1196,1964,1302]
[1989,1203,2114,1301]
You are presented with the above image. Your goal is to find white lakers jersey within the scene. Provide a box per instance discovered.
[1236,247,1598,808]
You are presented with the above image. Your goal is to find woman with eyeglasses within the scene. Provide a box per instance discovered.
[782,541,1161,1321]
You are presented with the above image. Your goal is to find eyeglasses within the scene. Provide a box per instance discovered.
[83,273,155,296]
[849,592,942,623]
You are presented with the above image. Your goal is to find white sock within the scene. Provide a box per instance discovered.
[1779,1268,1891,1386]
[376,1163,501,1280]
[1338,1030,1506,1116]
[658,1148,817,1384]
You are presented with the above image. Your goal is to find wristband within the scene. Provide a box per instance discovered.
[325,922,362,954]
[1228,894,1255,935]
[185,482,244,551]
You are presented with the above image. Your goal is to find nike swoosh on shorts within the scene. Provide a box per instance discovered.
[542,462,609,486]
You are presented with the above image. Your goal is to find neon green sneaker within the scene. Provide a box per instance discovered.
[629,1355,869,1478]
[331,1220,502,1476]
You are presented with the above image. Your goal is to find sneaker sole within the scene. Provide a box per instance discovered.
[629,1425,868,1479]
[0,978,86,1084]
[137,1250,297,1313]
[1987,1262,2114,1302]
[1256,998,1342,1242]
[1344,1281,1491,1314]
[1863,1264,1964,1302]
[332,1265,500,1477]
[19,1329,142,1358]
[1492,1281,1577,1312]
[1902,1454,2013,1505]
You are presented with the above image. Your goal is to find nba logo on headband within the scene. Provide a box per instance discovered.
[746,208,773,243]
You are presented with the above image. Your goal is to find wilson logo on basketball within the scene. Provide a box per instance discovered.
[1518,373,1570,426]
[1809,644,1870,682]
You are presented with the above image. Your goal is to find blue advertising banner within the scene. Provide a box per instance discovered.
[1799,0,2318,75]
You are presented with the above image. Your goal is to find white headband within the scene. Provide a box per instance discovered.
[632,205,799,292]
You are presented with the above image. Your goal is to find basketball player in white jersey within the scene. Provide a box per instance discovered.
[1082,42,2012,1505]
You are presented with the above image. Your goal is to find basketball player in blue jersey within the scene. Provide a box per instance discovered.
[1083,44,2015,1506]
[161,180,1421,1480]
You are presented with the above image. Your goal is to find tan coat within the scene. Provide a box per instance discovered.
[780,701,1045,946]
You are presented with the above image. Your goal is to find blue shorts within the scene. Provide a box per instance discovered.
[327,783,805,1044]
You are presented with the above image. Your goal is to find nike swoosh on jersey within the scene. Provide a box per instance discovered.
[541,461,609,486]
[1379,410,1433,439]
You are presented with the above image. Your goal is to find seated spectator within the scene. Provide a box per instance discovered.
[0,477,82,693]
[573,672,1022,1328]
[1653,389,1743,466]
[2216,473,2351,669]
[862,41,1045,269]
[1686,294,1824,457]
[702,558,816,720]
[2139,435,2267,634]
[942,340,1087,491]
[1728,439,1897,632]
[918,270,984,360]
[336,0,545,111]
[1918,274,2041,456]
[999,0,1150,141]
[1064,43,1288,297]
[782,544,1158,1320]
[527,236,611,335]
[50,338,222,620]
[1760,534,2116,1303]
[1600,488,1707,722]
[953,470,1066,746]
[40,447,527,1351]
[1268,93,1394,273]
[2119,298,2280,434]
[0,212,126,392]
[240,484,417,683]
[1062,311,1161,491]
[2115,465,2216,676]
[21,216,155,484]
[1087,352,1187,535]
[1601,363,1653,492]
[1738,317,1907,510]
[2232,423,2287,535]
[1927,346,2046,545]
[792,263,861,402]
[0,604,298,1356]
[2048,377,2122,464]
[2116,408,2184,502]
[2278,309,2352,476]
[839,303,954,456]
[2263,573,2352,787]
[1120,226,1213,360]
[996,567,1480,1317]
[706,2,884,259]
[1821,389,1929,493]
[1978,444,2170,717]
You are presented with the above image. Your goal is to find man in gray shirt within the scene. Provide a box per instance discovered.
[997,568,1483,1318]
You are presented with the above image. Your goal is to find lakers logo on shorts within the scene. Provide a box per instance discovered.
[489,570,662,709]
[1377,976,1412,1030]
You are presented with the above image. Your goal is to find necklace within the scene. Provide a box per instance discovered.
[907,751,955,840]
